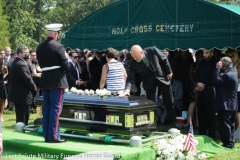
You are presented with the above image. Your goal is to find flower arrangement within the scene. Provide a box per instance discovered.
[152,134,207,160]
[95,89,111,96]
[67,87,111,96]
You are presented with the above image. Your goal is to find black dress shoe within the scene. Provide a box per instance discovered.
[46,139,67,143]
[172,122,183,130]
[221,144,233,149]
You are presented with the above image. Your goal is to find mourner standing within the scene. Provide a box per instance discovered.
[100,47,127,92]
[36,23,70,143]
[214,57,238,148]
[10,45,37,125]
[196,49,217,140]
[0,54,8,121]
[66,50,85,89]
[119,45,182,129]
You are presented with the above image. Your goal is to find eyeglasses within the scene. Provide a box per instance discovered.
[72,56,79,59]
[31,55,36,56]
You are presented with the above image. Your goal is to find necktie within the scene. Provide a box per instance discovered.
[74,64,80,79]
[99,58,102,66]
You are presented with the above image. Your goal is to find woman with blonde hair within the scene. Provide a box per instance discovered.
[225,49,240,128]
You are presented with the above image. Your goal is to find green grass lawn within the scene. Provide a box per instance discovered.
[1,109,240,160]
[1,109,39,160]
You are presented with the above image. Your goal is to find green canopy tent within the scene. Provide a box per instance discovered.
[61,0,240,51]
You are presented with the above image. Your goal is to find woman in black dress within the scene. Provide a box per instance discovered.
[30,50,42,113]
[0,54,8,121]
[183,50,203,128]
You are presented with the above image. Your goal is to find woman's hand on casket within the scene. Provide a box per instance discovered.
[119,90,130,98]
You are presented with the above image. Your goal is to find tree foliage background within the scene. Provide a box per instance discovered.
[0,0,239,51]
[2,0,117,50]
[0,0,10,49]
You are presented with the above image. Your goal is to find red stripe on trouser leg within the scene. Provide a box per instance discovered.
[54,88,63,140]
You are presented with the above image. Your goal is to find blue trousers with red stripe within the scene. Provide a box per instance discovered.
[42,88,64,141]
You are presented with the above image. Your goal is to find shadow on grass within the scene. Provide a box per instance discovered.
[4,124,15,130]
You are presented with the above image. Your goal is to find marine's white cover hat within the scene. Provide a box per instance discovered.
[45,23,63,32]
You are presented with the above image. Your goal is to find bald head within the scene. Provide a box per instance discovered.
[130,45,144,62]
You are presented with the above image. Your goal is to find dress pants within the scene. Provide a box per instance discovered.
[15,104,31,125]
[42,88,64,141]
[145,81,176,123]
[218,110,236,148]
[197,88,216,139]
[6,83,14,110]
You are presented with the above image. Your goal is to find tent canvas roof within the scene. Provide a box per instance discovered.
[217,4,240,15]
[62,0,240,51]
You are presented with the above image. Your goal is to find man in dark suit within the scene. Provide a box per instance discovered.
[37,23,70,143]
[196,49,217,140]
[214,56,238,148]
[89,50,106,90]
[119,45,182,129]
[10,45,37,125]
[66,50,85,89]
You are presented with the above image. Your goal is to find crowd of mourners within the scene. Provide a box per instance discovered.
[1,45,240,148]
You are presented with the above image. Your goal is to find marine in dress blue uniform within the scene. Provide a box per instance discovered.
[36,23,70,143]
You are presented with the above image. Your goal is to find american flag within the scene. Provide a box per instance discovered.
[183,118,196,153]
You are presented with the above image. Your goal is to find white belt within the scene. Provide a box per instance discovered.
[42,66,61,71]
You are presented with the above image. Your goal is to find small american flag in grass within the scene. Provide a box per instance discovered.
[183,117,196,153]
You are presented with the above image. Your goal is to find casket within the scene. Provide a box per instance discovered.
[34,92,157,136]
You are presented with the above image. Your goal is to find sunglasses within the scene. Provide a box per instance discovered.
[72,56,79,59]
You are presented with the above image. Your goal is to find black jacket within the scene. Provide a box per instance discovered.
[126,46,172,90]
[89,56,106,90]
[214,68,238,111]
[10,57,37,105]
[36,37,70,89]
[66,62,80,89]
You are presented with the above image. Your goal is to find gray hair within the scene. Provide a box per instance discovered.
[221,56,233,68]
[16,45,28,55]
[120,49,128,54]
